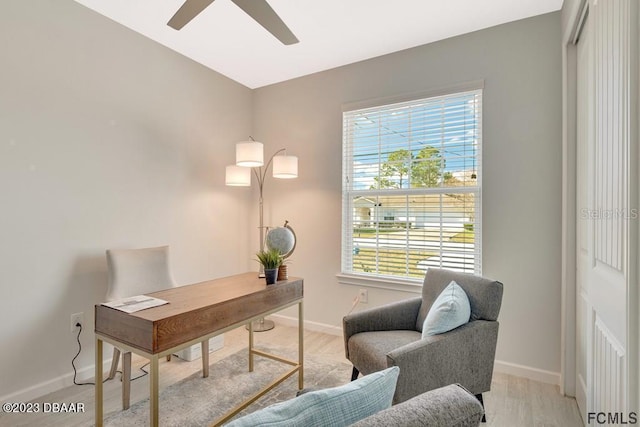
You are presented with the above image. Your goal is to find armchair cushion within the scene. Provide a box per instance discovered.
[343,297,422,360]
[225,367,399,427]
[421,281,471,338]
[348,330,421,376]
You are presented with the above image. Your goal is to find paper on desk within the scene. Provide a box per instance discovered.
[102,295,169,313]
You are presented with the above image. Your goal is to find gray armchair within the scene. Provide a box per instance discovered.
[343,268,503,416]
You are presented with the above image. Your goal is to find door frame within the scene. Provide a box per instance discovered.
[631,0,639,414]
[560,0,585,399]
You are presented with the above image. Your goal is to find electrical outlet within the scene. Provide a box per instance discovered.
[358,289,368,304]
[70,312,84,332]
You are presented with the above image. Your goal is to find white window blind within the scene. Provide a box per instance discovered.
[342,89,482,282]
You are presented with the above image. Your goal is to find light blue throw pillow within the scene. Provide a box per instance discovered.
[422,280,471,338]
[224,366,399,427]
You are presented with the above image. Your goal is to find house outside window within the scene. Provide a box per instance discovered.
[341,87,482,286]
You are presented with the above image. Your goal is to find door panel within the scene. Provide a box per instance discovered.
[589,0,630,412]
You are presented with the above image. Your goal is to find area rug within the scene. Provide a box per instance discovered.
[104,346,352,426]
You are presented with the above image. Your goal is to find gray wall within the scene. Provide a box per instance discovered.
[0,0,253,399]
[253,12,563,375]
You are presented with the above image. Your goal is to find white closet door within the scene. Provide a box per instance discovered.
[576,0,636,419]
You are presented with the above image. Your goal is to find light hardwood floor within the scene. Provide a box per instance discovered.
[0,324,583,427]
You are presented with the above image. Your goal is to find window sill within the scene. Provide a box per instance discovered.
[336,273,422,294]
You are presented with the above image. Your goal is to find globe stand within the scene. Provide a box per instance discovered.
[246,318,275,332]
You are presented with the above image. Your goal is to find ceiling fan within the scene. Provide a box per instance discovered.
[167,0,299,45]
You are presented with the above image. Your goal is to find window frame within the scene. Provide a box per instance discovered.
[339,82,483,290]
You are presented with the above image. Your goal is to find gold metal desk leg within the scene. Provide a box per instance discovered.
[248,321,254,372]
[149,355,159,427]
[298,301,304,389]
[95,337,103,427]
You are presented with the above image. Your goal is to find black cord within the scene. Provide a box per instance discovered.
[72,323,149,386]
[72,323,103,386]
[131,362,149,381]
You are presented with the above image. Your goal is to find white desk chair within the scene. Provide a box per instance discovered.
[105,245,209,409]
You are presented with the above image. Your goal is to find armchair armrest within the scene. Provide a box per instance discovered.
[343,297,421,359]
[351,383,483,427]
[386,320,499,402]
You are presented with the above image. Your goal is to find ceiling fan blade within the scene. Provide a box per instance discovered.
[167,0,216,30]
[231,0,299,45]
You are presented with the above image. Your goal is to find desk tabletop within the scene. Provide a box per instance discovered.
[95,272,303,354]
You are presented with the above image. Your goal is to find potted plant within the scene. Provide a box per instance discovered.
[256,248,282,285]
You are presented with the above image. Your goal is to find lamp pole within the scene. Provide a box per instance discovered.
[253,148,287,258]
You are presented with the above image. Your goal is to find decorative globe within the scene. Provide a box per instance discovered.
[265,223,296,259]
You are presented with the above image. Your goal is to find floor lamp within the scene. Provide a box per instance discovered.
[226,137,298,331]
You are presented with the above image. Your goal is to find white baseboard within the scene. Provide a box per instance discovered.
[494,359,560,385]
[0,357,115,404]
[270,314,343,336]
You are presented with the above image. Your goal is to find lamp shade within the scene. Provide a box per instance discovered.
[236,141,264,167]
[272,155,298,179]
[225,165,251,186]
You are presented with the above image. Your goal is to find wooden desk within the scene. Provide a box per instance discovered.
[94,273,304,426]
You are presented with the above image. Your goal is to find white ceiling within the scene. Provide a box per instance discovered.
[74,0,563,89]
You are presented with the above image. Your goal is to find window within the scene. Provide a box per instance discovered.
[341,88,482,285]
